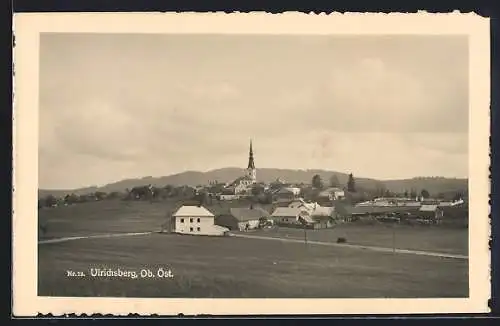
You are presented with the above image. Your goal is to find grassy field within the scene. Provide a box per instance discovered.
[38,200,171,240]
[39,200,468,256]
[38,200,469,298]
[39,233,468,298]
[246,224,468,256]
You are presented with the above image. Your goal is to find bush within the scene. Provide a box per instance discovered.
[337,237,347,243]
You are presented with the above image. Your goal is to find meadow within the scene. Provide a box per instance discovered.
[248,224,468,256]
[38,199,469,298]
[39,233,468,298]
[39,199,468,255]
[38,200,171,239]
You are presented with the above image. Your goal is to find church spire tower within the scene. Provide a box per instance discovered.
[246,139,257,183]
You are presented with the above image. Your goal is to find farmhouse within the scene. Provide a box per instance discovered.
[173,205,229,236]
[216,207,271,231]
[271,207,304,225]
[418,204,444,223]
[271,205,334,229]
[309,205,335,229]
[288,198,333,215]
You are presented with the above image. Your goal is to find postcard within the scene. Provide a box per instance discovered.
[12,12,490,316]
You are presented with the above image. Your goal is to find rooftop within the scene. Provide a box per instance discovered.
[271,207,302,217]
[311,206,334,217]
[173,205,215,217]
[420,204,439,212]
[229,207,270,222]
[339,205,420,215]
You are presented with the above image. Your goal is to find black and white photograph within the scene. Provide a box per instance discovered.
[13,13,490,315]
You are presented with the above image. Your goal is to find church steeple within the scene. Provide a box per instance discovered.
[247,140,255,169]
[246,140,257,183]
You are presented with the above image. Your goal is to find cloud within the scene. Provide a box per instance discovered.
[38,34,469,189]
[300,56,468,133]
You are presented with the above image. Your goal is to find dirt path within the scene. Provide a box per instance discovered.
[38,232,153,244]
[38,231,468,261]
[232,233,469,260]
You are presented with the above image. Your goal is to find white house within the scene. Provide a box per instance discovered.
[318,187,345,201]
[283,187,301,196]
[173,205,229,236]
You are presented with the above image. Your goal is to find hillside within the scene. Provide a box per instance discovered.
[39,168,468,199]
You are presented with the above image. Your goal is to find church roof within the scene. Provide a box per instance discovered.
[230,175,253,186]
[173,205,214,217]
[247,140,255,169]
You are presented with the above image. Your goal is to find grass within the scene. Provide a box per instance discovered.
[38,200,469,298]
[38,200,172,239]
[38,233,468,298]
[39,200,468,256]
[246,224,468,255]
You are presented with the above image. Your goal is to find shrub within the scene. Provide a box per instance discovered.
[337,237,347,243]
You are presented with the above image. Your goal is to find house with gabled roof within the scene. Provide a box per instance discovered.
[271,204,335,229]
[173,205,229,236]
[216,206,271,231]
[318,187,345,201]
[271,207,308,226]
[418,204,444,222]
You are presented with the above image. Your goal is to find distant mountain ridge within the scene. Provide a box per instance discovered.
[39,168,468,199]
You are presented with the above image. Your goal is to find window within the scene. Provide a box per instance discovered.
[197,218,200,223]
[190,218,193,223]
[180,218,184,223]
[190,227,193,232]
[197,227,200,231]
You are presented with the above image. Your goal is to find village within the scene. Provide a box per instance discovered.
[165,141,467,237]
[37,140,470,299]
[39,141,468,240]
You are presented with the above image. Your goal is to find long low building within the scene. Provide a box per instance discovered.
[270,205,334,229]
[348,205,419,216]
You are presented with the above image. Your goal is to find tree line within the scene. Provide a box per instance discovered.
[37,184,202,209]
[309,173,464,202]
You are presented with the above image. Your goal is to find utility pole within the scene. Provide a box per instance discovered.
[304,224,308,246]
[392,222,396,254]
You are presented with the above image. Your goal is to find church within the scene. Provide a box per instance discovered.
[226,140,257,195]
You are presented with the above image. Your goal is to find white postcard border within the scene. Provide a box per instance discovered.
[12,12,491,316]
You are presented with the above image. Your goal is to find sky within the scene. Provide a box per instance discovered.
[39,33,469,189]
